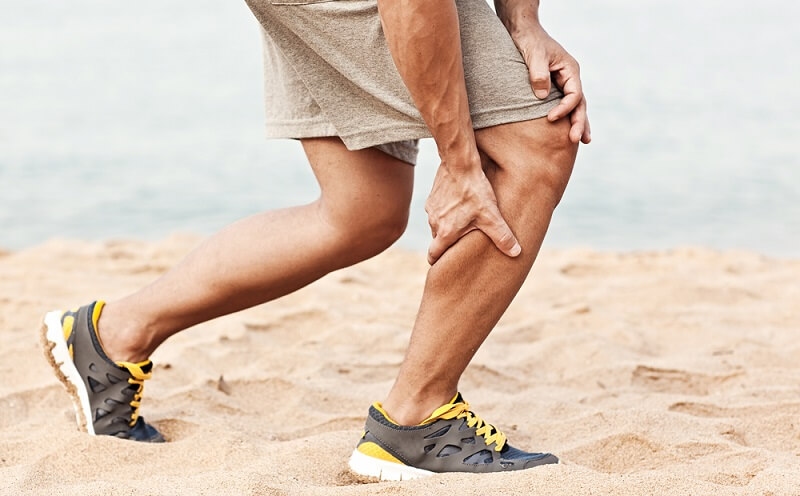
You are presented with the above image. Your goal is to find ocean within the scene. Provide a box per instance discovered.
[1,0,798,256]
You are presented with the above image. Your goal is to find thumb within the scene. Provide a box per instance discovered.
[526,48,552,100]
[427,231,458,265]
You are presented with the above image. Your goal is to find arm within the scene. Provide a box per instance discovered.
[495,0,591,144]
[377,0,521,264]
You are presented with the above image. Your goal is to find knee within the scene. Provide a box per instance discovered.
[497,118,578,209]
[532,142,576,209]
[357,207,410,252]
[325,202,409,263]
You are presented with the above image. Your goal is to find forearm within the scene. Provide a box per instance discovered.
[377,0,479,170]
[494,0,543,35]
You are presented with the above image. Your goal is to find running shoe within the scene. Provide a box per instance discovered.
[41,300,164,442]
[349,393,557,480]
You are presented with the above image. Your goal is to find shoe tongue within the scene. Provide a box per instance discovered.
[419,393,467,424]
[117,360,153,377]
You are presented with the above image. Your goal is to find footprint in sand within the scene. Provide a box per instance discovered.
[631,365,742,396]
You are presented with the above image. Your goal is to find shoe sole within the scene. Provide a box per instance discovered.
[40,310,95,435]
[348,449,434,481]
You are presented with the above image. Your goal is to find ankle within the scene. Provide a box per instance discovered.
[381,387,457,426]
[96,303,153,363]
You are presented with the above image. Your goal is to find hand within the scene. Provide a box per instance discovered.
[425,160,520,265]
[511,25,591,144]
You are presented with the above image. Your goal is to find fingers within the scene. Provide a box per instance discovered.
[547,69,583,121]
[481,211,522,258]
[511,29,591,147]
[427,208,521,265]
[547,74,591,144]
[571,97,591,144]
[427,229,462,265]
[547,91,581,122]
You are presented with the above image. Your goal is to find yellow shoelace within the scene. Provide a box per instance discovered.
[423,401,508,452]
[117,361,152,427]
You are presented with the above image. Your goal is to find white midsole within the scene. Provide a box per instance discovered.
[43,310,96,435]
[348,449,434,481]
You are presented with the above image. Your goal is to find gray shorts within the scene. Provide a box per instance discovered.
[245,0,562,165]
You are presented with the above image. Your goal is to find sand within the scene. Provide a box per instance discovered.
[1,235,798,495]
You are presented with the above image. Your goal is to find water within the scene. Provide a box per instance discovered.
[1,0,798,256]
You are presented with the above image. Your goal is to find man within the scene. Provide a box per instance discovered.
[41,0,590,481]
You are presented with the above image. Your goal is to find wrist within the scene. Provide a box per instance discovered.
[441,152,482,173]
[496,0,543,36]
[437,137,482,173]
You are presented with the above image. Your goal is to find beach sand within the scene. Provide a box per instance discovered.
[1,235,798,495]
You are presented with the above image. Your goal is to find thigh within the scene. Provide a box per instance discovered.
[301,137,415,227]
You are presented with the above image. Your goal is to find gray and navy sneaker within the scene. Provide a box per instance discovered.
[349,393,557,480]
[40,300,164,442]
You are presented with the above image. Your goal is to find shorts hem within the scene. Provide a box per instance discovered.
[262,97,562,163]
[264,121,338,139]
[472,98,561,130]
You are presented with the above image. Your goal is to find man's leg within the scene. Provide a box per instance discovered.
[382,117,577,425]
[96,138,414,363]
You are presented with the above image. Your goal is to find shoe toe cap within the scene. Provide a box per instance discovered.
[127,417,166,443]
[521,452,559,468]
